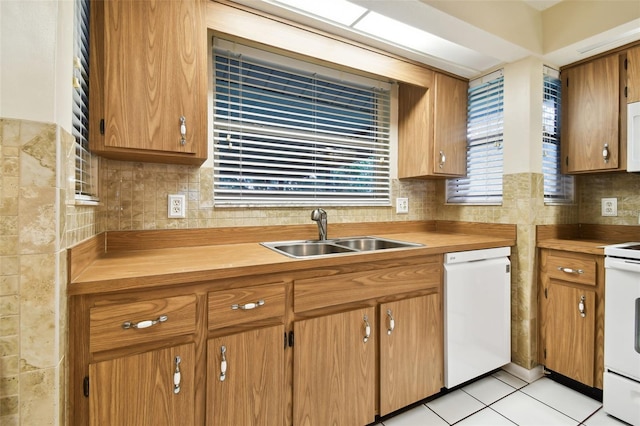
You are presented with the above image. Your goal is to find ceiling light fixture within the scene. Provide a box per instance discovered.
[270,0,367,26]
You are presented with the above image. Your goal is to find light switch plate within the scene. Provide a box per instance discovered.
[168,194,186,218]
[601,198,617,217]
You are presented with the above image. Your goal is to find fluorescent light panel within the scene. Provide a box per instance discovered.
[354,11,447,54]
[273,0,366,26]
[267,0,501,75]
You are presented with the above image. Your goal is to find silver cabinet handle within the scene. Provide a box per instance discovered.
[122,314,168,329]
[180,116,187,146]
[602,143,610,163]
[579,295,586,318]
[439,151,446,168]
[386,309,395,335]
[219,346,227,382]
[231,300,265,311]
[173,356,181,394]
[557,266,584,275]
[363,315,371,343]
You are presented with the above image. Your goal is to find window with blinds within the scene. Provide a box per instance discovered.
[212,39,391,207]
[446,70,504,204]
[73,0,98,203]
[543,66,573,204]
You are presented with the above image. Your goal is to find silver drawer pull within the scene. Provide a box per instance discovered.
[363,315,371,343]
[173,356,181,394]
[231,300,265,311]
[122,314,168,330]
[219,346,227,382]
[386,309,395,335]
[557,267,584,275]
[578,295,587,318]
[180,116,187,146]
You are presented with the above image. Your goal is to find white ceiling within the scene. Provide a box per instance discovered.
[229,0,640,78]
[523,0,562,11]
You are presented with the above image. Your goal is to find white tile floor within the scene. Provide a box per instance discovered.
[377,370,629,426]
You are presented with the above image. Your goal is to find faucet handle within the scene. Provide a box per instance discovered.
[311,208,326,221]
[310,208,328,240]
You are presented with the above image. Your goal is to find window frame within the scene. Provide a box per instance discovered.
[542,66,574,205]
[212,39,392,208]
[446,69,504,205]
[73,0,99,204]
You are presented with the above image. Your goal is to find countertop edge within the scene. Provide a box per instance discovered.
[69,231,515,296]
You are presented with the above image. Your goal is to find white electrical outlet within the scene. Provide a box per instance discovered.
[168,194,186,218]
[396,197,408,214]
[601,198,617,217]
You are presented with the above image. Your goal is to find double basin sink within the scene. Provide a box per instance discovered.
[261,236,423,259]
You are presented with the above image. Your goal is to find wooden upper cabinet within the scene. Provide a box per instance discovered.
[90,0,207,165]
[433,74,468,176]
[561,53,626,173]
[628,45,640,103]
[398,73,467,179]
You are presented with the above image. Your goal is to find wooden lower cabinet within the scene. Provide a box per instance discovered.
[206,325,285,426]
[293,307,377,426]
[539,248,604,389]
[379,293,443,416]
[543,283,596,386]
[72,257,445,425]
[89,343,196,426]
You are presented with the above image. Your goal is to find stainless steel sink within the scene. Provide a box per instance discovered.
[332,237,420,251]
[261,236,423,259]
[269,242,355,257]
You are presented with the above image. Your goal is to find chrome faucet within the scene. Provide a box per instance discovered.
[310,208,328,241]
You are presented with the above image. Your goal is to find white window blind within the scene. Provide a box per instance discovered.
[212,39,391,207]
[543,66,573,203]
[73,0,98,203]
[446,70,504,204]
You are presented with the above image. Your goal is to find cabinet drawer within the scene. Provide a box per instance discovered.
[208,282,285,330]
[90,294,197,353]
[295,263,441,313]
[547,253,596,286]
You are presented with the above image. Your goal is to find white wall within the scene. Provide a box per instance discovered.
[0,0,73,131]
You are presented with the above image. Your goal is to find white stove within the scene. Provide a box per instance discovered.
[604,242,640,260]
[603,242,640,425]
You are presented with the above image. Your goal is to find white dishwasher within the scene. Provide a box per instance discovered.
[444,246,511,388]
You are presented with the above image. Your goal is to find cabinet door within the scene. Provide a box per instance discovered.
[433,74,468,177]
[293,307,376,426]
[562,54,620,172]
[379,293,443,416]
[99,0,206,162]
[398,78,435,179]
[543,283,596,386]
[207,325,284,426]
[628,46,640,103]
[89,343,195,426]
